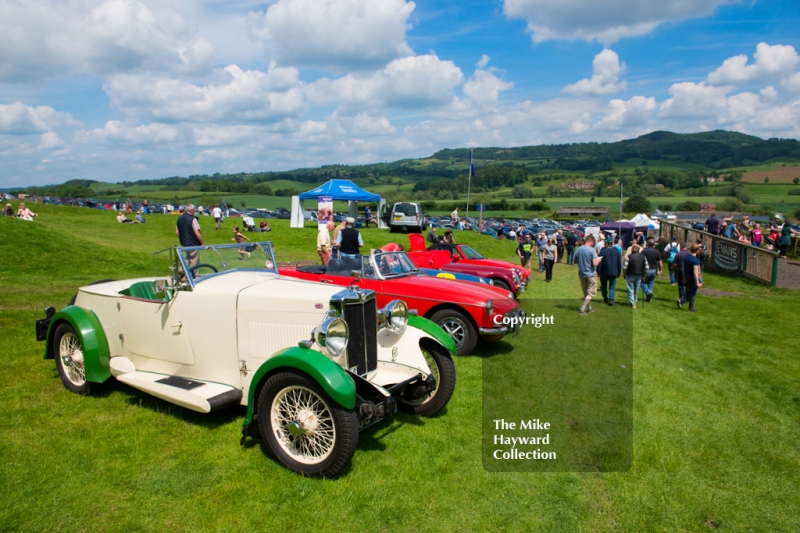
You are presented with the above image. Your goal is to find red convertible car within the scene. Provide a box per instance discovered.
[406,235,530,296]
[280,250,523,355]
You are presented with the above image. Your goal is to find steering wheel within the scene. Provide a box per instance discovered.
[189,263,218,277]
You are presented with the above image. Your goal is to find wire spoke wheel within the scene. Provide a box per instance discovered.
[53,323,95,395]
[271,385,336,465]
[59,332,86,386]
[258,372,358,477]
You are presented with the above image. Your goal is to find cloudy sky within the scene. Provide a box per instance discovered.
[1,0,799,187]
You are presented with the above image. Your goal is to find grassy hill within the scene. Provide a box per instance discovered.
[1,204,799,531]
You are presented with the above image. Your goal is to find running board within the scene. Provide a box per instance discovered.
[110,358,241,413]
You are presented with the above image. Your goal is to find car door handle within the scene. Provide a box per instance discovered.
[170,322,182,329]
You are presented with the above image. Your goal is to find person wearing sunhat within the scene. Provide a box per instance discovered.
[336,217,363,259]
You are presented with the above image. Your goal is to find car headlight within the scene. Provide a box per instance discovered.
[316,317,349,358]
[485,298,494,317]
[380,299,408,334]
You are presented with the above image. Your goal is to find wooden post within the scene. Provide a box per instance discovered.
[772,255,779,287]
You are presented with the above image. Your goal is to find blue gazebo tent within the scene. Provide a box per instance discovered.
[291,179,384,228]
[298,179,380,202]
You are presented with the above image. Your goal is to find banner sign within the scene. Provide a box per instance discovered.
[317,196,333,229]
[710,236,743,275]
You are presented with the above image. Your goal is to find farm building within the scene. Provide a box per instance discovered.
[559,206,610,217]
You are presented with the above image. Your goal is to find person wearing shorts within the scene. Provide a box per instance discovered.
[574,234,602,315]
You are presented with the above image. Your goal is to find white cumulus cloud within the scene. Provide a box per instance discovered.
[564,49,627,95]
[249,0,415,72]
[503,0,735,44]
[105,64,305,123]
[595,96,656,130]
[306,54,463,111]
[707,43,800,86]
[0,103,79,133]
[464,55,513,107]
[0,0,214,82]
[75,120,179,143]
[38,132,65,149]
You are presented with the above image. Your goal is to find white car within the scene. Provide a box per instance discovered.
[36,241,456,477]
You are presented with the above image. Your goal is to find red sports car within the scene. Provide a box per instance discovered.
[406,235,530,295]
[280,250,523,355]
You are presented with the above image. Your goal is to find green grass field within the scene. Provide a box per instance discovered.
[1,204,799,531]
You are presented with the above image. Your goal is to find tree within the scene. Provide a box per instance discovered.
[794,177,800,184]
[623,194,652,213]
[764,177,769,183]
[241,200,247,208]
[733,185,753,203]
[511,184,533,199]
[658,204,673,211]
[676,201,701,211]
[718,198,744,211]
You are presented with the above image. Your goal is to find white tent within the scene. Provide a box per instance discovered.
[629,213,658,229]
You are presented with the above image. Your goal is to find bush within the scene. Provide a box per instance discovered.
[718,198,744,211]
[788,189,800,196]
[734,186,754,203]
[511,184,533,199]
[623,194,652,213]
[676,201,701,211]
[527,202,549,211]
[658,204,673,211]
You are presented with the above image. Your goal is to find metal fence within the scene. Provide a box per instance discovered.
[658,221,779,286]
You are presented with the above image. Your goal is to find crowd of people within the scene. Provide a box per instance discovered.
[570,233,704,312]
[705,212,799,258]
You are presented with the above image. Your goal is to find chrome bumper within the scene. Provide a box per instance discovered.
[479,326,508,335]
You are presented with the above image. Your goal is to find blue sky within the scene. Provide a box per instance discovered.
[2,0,800,188]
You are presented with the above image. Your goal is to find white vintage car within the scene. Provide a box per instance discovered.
[36,241,456,477]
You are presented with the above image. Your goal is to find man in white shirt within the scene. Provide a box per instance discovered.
[212,204,222,230]
[317,221,334,265]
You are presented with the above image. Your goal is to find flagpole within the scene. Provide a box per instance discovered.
[466,149,473,221]
[619,182,623,244]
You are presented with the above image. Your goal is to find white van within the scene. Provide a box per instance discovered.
[380,202,427,233]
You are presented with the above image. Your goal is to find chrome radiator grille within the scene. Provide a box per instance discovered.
[344,297,377,376]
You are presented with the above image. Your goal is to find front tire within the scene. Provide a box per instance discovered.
[258,372,358,478]
[430,308,478,355]
[53,323,95,395]
[397,338,456,417]
[492,279,511,292]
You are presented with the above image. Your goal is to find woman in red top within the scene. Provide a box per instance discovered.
[232,227,251,259]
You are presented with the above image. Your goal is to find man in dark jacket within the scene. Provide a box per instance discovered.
[598,239,622,305]
[336,217,363,259]
[624,244,647,308]
[175,204,203,277]
[565,231,578,265]
[674,243,691,302]
[642,238,662,302]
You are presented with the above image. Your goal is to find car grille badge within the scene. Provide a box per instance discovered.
[392,347,398,362]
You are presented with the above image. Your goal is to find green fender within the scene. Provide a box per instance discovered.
[45,306,111,383]
[408,314,457,354]
[243,347,356,427]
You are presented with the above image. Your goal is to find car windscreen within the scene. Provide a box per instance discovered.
[368,252,419,279]
[459,245,485,259]
[177,241,278,286]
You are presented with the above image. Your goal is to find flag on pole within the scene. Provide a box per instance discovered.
[466,149,474,219]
